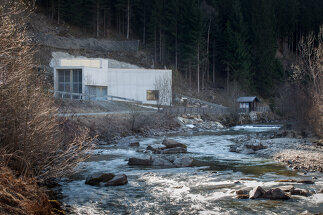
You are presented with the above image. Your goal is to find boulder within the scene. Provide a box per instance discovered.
[105,174,128,186]
[229,145,239,152]
[152,157,174,166]
[246,143,267,151]
[236,188,251,195]
[129,142,140,147]
[146,145,162,153]
[159,147,187,154]
[236,194,249,199]
[263,188,290,200]
[297,180,314,184]
[173,157,194,167]
[162,139,187,149]
[277,185,295,192]
[128,157,152,166]
[249,186,266,199]
[291,188,311,197]
[85,173,115,186]
[241,148,255,154]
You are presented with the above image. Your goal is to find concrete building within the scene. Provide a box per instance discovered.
[53,58,172,105]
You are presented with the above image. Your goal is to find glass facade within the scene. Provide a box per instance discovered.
[57,69,82,99]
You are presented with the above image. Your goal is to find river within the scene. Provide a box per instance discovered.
[59,125,323,215]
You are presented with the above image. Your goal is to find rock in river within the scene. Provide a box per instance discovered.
[158,147,187,154]
[86,174,128,186]
[85,173,115,186]
[129,142,140,147]
[249,186,265,199]
[152,157,174,166]
[105,174,128,186]
[128,157,152,166]
[173,157,194,167]
[290,188,311,197]
[162,139,187,149]
[263,188,290,200]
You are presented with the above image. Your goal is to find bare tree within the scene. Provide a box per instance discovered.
[292,27,323,137]
[154,74,172,111]
[0,1,92,180]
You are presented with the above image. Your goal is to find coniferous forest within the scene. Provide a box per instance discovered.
[35,0,323,97]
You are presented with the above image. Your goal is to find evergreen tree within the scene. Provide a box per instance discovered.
[223,0,252,90]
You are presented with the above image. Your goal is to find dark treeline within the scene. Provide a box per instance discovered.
[36,0,323,97]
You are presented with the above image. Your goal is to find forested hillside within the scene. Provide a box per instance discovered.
[35,0,323,97]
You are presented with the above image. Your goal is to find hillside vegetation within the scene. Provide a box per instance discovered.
[35,0,323,96]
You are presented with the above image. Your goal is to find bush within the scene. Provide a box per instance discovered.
[0,1,92,180]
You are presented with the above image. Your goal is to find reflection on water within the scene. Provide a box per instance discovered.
[60,125,323,215]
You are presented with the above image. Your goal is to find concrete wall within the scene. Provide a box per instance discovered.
[60,59,102,68]
[107,69,172,105]
[83,67,108,86]
[53,58,172,105]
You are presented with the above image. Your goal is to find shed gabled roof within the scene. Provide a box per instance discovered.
[236,96,259,103]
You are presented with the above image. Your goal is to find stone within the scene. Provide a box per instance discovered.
[229,145,238,152]
[158,147,187,154]
[85,173,115,186]
[173,157,194,167]
[162,139,187,149]
[297,180,314,184]
[263,188,290,200]
[152,157,174,166]
[241,148,255,154]
[291,188,311,197]
[146,145,160,153]
[277,185,295,192]
[236,189,251,195]
[236,194,249,199]
[249,186,266,199]
[105,174,128,186]
[128,157,152,166]
[129,142,140,147]
[245,143,267,151]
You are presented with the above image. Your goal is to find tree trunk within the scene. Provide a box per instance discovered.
[57,0,60,25]
[159,27,162,63]
[189,61,192,88]
[51,0,54,20]
[175,21,178,70]
[143,8,146,46]
[197,43,200,94]
[103,8,106,37]
[206,18,211,82]
[127,0,130,39]
[226,67,230,94]
[96,0,99,37]
[213,39,216,84]
[154,27,157,64]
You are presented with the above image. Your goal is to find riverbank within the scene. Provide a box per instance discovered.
[229,128,323,173]
[58,124,323,215]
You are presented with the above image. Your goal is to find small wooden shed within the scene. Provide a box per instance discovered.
[236,96,259,113]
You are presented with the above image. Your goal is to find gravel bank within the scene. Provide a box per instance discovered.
[230,133,323,173]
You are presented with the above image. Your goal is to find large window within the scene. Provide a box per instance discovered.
[146,90,159,101]
[57,69,82,99]
[88,86,107,100]
[72,69,82,99]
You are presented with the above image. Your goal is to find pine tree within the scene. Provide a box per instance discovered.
[223,0,252,90]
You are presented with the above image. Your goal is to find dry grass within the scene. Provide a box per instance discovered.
[0,167,52,215]
[69,112,180,141]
